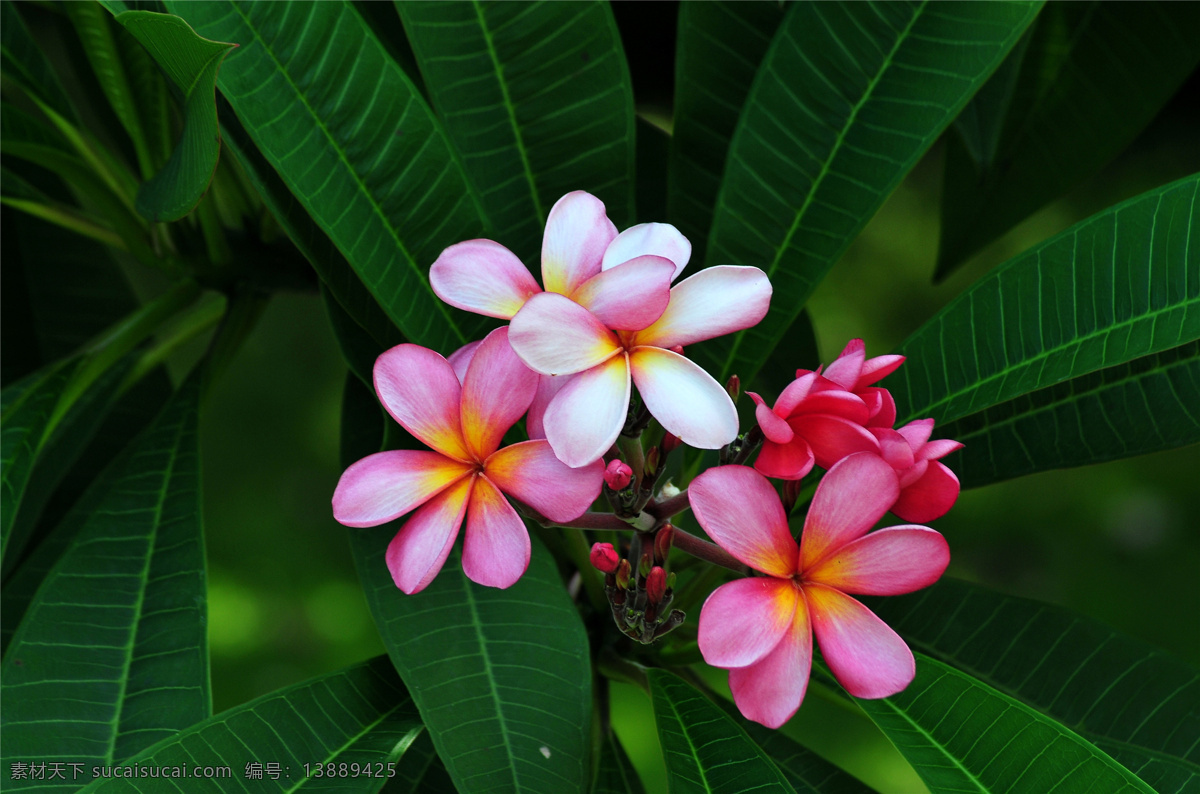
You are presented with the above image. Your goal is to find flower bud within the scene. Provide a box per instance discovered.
[645,566,667,605]
[644,447,660,477]
[782,478,803,514]
[615,558,632,590]
[660,432,681,455]
[653,524,674,565]
[639,552,652,577]
[669,345,684,355]
[726,374,740,402]
[604,459,633,490]
[589,542,620,574]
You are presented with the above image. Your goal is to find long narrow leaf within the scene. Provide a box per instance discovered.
[892,174,1200,426]
[166,0,492,355]
[1,1,78,123]
[697,0,1042,385]
[940,341,1200,488]
[1,376,208,790]
[871,578,1200,794]
[399,0,635,261]
[647,669,796,794]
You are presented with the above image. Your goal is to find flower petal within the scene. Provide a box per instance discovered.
[486,439,604,522]
[333,451,473,528]
[527,374,569,440]
[799,453,898,571]
[919,438,964,461]
[754,438,816,481]
[860,354,905,387]
[460,328,539,460]
[896,418,934,449]
[385,476,473,594]
[870,427,916,471]
[447,340,483,384]
[570,255,674,330]
[374,344,471,461]
[892,461,960,523]
[631,266,772,349]
[748,392,793,444]
[728,598,812,729]
[789,389,870,425]
[509,292,621,376]
[791,414,880,469]
[699,577,798,669]
[630,347,738,450]
[822,339,865,390]
[805,526,949,595]
[688,465,797,576]
[807,584,914,699]
[773,371,818,416]
[430,239,541,319]
[542,354,630,468]
[461,475,530,589]
[542,191,616,296]
[601,222,692,282]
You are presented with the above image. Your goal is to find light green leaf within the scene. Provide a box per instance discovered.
[79,656,423,793]
[647,669,796,794]
[399,0,635,261]
[593,730,646,794]
[668,1,785,267]
[166,0,492,355]
[940,341,1200,488]
[1,376,208,789]
[0,359,78,566]
[114,10,235,221]
[870,578,1200,793]
[846,653,1156,794]
[892,174,1200,426]
[349,528,592,794]
[937,2,1200,276]
[696,0,1042,386]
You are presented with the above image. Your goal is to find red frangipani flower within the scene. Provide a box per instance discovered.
[821,338,906,428]
[870,418,963,523]
[332,328,603,594]
[690,455,950,728]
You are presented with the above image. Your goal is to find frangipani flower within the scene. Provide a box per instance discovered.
[691,454,950,728]
[332,328,603,594]
[870,418,963,523]
[749,371,878,480]
[821,338,905,428]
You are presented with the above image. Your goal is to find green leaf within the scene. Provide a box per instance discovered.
[937,2,1200,277]
[166,0,492,355]
[696,0,1042,386]
[940,340,1200,488]
[892,174,1200,426]
[1,1,78,124]
[1,376,208,786]
[871,578,1200,794]
[388,729,456,794]
[349,528,592,794]
[114,10,236,221]
[668,1,785,266]
[78,656,423,793]
[220,103,405,357]
[399,0,636,260]
[846,653,1156,794]
[68,2,154,179]
[593,730,646,794]
[647,669,796,794]
[0,359,78,566]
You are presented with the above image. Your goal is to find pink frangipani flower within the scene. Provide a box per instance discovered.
[332,328,604,594]
[870,418,963,523]
[691,454,950,728]
[821,338,905,428]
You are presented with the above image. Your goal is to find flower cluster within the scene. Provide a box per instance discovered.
[331,189,961,730]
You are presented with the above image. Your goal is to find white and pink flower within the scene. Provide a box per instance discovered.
[332,328,603,593]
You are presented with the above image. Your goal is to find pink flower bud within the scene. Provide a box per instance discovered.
[661,432,681,455]
[644,447,660,476]
[654,524,674,564]
[615,558,632,589]
[726,374,740,402]
[589,542,620,574]
[604,459,633,490]
[646,566,667,605]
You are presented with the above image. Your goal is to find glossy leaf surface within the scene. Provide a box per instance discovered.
[349,530,592,794]
[893,174,1200,426]
[115,11,235,221]
[850,653,1156,794]
[400,0,635,262]
[81,656,422,793]
[1,377,207,790]
[872,578,1200,794]
[941,341,1200,488]
[166,0,491,355]
[937,2,1200,276]
[648,669,795,794]
[697,0,1041,385]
